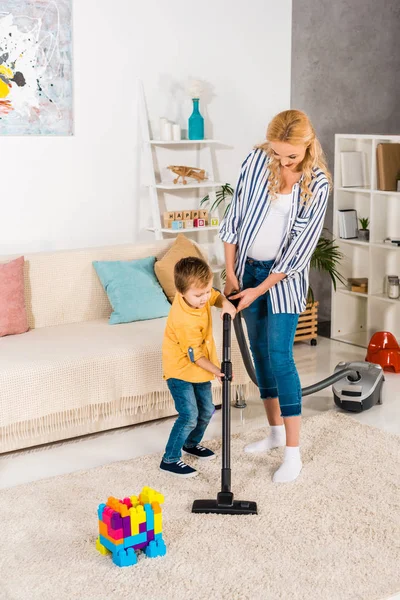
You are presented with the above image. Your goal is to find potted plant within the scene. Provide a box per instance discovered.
[358,217,370,242]
[201,184,346,344]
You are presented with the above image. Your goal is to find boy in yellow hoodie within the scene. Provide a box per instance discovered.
[160,256,236,477]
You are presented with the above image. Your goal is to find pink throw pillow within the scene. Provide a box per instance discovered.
[0,256,29,337]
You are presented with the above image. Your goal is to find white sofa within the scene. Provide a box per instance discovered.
[0,240,253,453]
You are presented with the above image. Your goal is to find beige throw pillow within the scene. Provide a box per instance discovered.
[154,234,204,303]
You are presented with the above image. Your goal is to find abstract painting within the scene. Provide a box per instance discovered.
[0,0,72,135]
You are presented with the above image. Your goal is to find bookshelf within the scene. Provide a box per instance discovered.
[331,134,400,348]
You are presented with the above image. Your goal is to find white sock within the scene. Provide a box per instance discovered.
[272,446,302,483]
[244,425,286,453]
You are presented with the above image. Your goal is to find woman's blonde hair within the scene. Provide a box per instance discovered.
[257,109,332,205]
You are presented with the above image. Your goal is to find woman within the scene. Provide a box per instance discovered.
[220,109,332,483]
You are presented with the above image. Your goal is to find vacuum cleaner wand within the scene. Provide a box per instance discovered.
[192,314,258,515]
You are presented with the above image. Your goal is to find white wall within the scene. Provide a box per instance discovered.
[0,0,292,255]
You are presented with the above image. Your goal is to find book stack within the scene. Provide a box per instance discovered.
[337,209,358,239]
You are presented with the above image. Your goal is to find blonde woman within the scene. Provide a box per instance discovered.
[220,110,332,483]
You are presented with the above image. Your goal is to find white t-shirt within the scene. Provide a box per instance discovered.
[247,193,292,261]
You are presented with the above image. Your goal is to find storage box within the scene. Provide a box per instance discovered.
[348,277,368,294]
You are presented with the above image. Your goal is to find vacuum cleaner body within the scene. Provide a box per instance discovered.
[332,361,384,412]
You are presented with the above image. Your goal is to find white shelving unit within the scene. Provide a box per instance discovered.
[137,81,224,281]
[331,134,400,348]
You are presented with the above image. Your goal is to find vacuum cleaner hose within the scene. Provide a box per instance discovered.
[231,310,361,398]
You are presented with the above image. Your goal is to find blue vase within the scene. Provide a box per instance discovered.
[188,98,204,140]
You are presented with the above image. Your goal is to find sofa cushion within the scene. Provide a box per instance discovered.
[0,256,29,337]
[93,256,170,324]
[154,234,204,303]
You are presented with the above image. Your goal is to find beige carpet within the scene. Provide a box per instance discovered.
[0,411,399,600]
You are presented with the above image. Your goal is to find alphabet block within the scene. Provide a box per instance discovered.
[194,218,205,228]
[191,210,199,220]
[211,217,219,227]
[174,211,183,220]
[184,220,194,229]
[171,220,183,230]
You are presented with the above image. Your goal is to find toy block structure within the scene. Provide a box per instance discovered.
[193,218,205,228]
[199,209,208,222]
[211,217,219,227]
[183,211,192,220]
[174,211,183,220]
[96,486,166,567]
[184,219,194,229]
[191,210,199,220]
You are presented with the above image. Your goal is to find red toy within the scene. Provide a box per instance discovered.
[366,332,400,373]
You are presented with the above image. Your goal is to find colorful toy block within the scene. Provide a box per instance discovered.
[199,209,208,220]
[174,211,183,220]
[211,217,219,227]
[164,211,175,221]
[183,211,192,220]
[191,210,199,220]
[171,220,183,230]
[96,487,166,568]
[194,218,205,228]
[184,219,194,229]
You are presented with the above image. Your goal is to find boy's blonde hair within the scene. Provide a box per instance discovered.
[257,109,332,205]
[174,257,213,294]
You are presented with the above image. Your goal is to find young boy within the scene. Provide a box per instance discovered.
[160,256,236,477]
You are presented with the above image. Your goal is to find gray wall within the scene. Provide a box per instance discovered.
[291,0,400,322]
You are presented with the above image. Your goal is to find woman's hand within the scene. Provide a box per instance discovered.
[224,273,240,298]
[221,298,236,320]
[229,287,261,312]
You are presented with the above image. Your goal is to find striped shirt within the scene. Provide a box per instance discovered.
[219,148,329,314]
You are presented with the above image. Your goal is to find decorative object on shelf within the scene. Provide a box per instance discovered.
[191,210,199,220]
[162,121,172,141]
[337,209,358,239]
[175,211,183,220]
[348,277,368,294]
[340,151,368,187]
[171,221,183,230]
[187,80,205,140]
[376,143,400,191]
[358,217,370,242]
[172,124,181,141]
[184,220,194,229]
[211,217,219,227]
[194,218,205,228]
[366,332,400,373]
[383,237,400,247]
[167,165,207,185]
[387,275,400,299]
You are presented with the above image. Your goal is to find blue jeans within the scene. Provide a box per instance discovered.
[163,379,214,463]
[242,258,302,418]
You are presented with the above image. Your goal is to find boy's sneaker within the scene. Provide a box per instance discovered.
[159,459,198,478]
[182,444,216,460]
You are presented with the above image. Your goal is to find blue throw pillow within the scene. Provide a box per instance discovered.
[93,256,170,324]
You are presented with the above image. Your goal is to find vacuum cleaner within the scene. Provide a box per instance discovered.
[192,302,384,516]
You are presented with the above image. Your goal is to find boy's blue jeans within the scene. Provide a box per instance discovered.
[163,378,214,463]
[242,258,302,418]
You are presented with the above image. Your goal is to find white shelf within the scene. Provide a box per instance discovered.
[149,139,221,146]
[332,133,400,349]
[337,187,371,193]
[370,293,400,304]
[337,187,400,196]
[338,239,369,247]
[332,331,370,348]
[147,226,220,234]
[154,181,223,190]
[337,288,368,299]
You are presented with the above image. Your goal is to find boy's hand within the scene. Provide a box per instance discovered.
[216,371,234,384]
[221,298,236,320]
